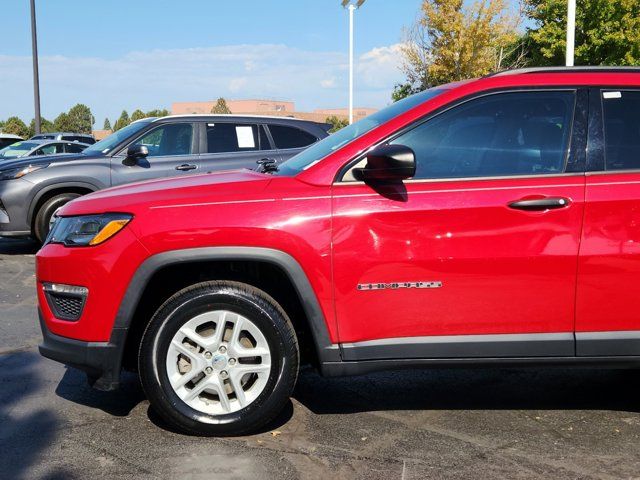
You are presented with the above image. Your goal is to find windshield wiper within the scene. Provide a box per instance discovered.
[256,158,279,174]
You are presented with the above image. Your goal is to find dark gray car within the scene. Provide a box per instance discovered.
[0,139,89,159]
[0,115,330,242]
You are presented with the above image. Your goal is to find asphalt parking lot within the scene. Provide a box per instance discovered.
[2,237,640,480]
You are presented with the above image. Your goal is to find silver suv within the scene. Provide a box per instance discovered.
[0,115,330,242]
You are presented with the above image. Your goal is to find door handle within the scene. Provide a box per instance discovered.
[508,196,571,211]
[175,164,197,171]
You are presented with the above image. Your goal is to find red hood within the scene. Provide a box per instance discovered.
[60,169,274,216]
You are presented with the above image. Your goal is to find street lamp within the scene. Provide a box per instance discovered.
[30,0,41,134]
[566,0,576,66]
[341,0,366,124]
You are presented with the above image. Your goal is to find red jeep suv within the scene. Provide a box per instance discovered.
[37,67,640,435]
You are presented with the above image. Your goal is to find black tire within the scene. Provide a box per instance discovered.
[33,192,82,243]
[139,281,299,436]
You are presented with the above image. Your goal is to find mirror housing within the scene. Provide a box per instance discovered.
[126,144,148,161]
[352,144,416,182]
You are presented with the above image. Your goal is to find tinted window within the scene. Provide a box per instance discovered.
[133,123,193,157]
[206,123,259,153]
[0,139,19,149]
[66,143,86,153]
[259,125,272,150]
[269,125,317,149]
[602,90,640,170]
[387,91,575,180]
[61,135,90,143]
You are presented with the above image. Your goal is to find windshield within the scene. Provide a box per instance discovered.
[275,88,446,176]
[83,120,153,155]
[0,142,38,159]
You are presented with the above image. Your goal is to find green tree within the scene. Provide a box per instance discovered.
[397,0,522,96]
[103,118,112,130]
[1,117,29,138]
[53,112,74,132]
[523,0,640,66]
[391,83,421,102]
[113,110,130,131]
[145,108,170,117]
[211,98,232,114]
[130,109,146,122]
[325,115,349,133]
[28,117,54,138]
[67,104,95,133]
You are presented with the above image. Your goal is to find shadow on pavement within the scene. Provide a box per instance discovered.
[147,398,295,436]
[294,367,640,414]
[0,237,40,255]
[56,365,294,436]
[0,352,75,480]
[55,368,145,417]
[53,362,640,438]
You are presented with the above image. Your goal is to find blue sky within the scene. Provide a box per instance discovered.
[0,0,520,128]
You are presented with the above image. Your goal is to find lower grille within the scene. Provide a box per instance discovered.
[50,294,84,319]
[43,283,88,321]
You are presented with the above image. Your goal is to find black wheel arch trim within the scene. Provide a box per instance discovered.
[110,246,341,380]
[27,180,101,224]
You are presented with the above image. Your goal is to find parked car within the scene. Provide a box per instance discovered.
[0,133,24,149]
[0,115,329,241]
[0,140,89,160]
[30,132,96,145]
[38,67,640,436]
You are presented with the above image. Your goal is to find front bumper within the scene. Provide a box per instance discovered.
[38,310,124,391]
[0,178,33,236]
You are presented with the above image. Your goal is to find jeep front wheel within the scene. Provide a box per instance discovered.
[139,281,299,436]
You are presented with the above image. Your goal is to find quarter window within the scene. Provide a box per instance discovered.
[132,123,193,157]
[269,125,317,149]
[602,90,640,170]
[385,91,575,180]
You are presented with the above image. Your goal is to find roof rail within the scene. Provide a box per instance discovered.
[485,66,640,78]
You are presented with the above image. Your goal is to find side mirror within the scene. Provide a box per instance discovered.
[126,144,148,162]
[353,144,416,182]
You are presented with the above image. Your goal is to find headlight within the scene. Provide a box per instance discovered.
[0,164,48,180]
[46,213,133,247]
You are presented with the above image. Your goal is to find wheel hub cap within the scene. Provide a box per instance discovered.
[211,354,228,370]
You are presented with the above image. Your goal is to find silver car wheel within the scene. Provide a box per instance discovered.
[165,310,271,416]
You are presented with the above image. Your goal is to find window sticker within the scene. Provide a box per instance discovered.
[603,91,622,99]
[236,126,255,148]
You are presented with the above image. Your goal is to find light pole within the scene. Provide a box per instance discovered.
[30,0,41,134]
[341,0,365,124]
[566,0,576,66]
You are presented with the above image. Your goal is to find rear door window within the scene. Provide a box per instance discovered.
[602,90,640,170]
[206,123,260,153]
[268,125,317,149]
